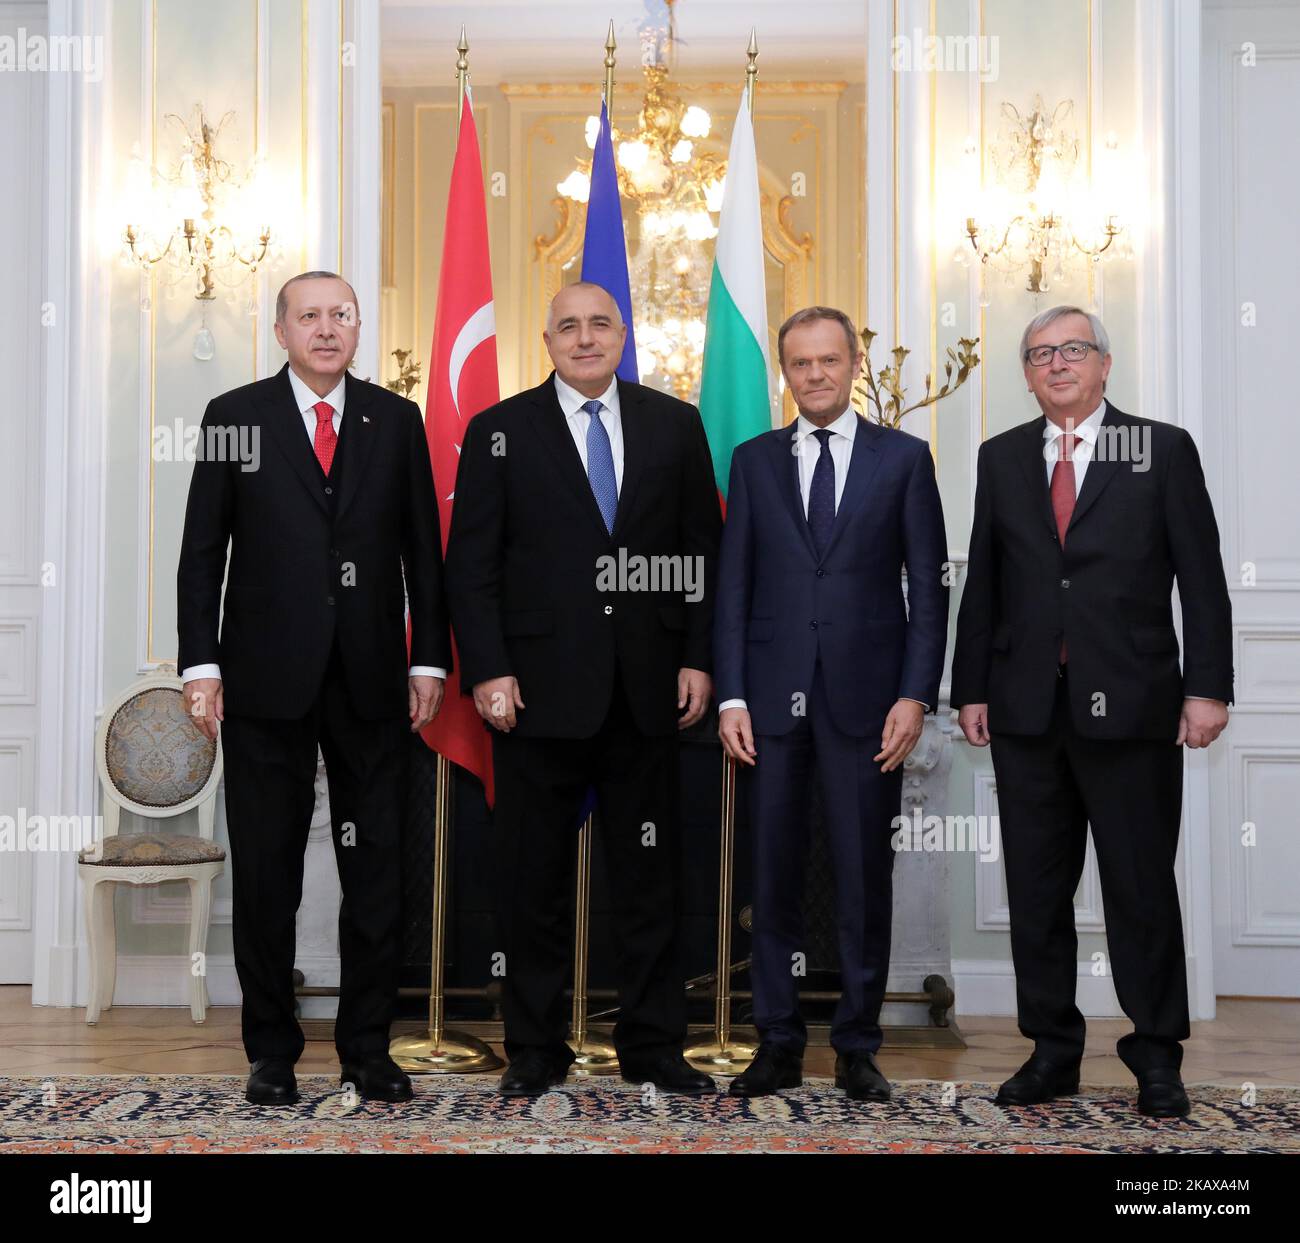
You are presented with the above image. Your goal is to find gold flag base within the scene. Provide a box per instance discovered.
[682,1034,759,1076]
[567,1032,620,1076]
[389,1029,503,1075]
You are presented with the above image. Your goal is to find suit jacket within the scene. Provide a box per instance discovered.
[176,362,451,721]
[950,400,1234,739]
[713,416,949,738]
[444,372,722,739]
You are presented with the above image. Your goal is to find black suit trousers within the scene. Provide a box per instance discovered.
[490,659,686,1066]
[990,667,1188,1073]
[221,638,408,1064]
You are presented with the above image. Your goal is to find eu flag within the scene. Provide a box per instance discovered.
[580,99,639,382]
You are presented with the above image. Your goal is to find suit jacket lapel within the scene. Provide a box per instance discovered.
[765,424,818,561]
[527,372,612,539]
[1014,414,1060,541]
[335,370,379,520]
[819,415,883,562]
[259,364,330,515]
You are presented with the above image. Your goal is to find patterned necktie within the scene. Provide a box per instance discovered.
[583,398,618,534]
[312,401,337,475]
[807,427,836,557]
[1050,430,1076,663]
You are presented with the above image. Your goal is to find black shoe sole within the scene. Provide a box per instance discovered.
[835,1075,891,1101]
[339,1076,414,1103]
[498,1082,565,1097]
[995,1076,1081,1106]
[728,1069,803,1097]
[245,1087,299,1105]
[1138,1098,1190,1119]
[621,1076,716,1095]
[499,1071,568,1097]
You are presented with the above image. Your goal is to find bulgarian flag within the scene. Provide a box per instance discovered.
[698,89,776,507]
[417,89,498,806]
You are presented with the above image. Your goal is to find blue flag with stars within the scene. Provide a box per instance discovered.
[580,99,639,382]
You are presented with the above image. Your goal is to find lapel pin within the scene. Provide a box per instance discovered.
[363,415,370,423]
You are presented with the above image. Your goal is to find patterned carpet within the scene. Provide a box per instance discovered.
[3,1075,1298,1153]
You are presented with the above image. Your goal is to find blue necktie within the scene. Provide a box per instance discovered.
[583,398,618,535]
[807,427,835,556]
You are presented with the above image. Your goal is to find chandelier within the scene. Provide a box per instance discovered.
[121,105,285,358]
[557,3,726,398]
[959,97,1133,297]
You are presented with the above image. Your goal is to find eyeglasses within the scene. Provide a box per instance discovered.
[1024,340,1099,367]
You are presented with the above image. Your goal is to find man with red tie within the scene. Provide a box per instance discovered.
[951,306,1233,1118]
[177,272,451,1105]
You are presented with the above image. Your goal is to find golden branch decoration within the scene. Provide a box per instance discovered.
[853,328,981,429]
[384,348,423,399]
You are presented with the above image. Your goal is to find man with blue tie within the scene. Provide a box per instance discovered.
[445,282,723,1097]
[715,306,949,1100]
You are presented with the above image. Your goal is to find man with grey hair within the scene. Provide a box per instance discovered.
[952,305,1233,1118]
[178,270,451,1106]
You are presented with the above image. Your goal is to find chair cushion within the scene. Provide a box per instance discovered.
[79,833,226,866]
[104,686,217,807]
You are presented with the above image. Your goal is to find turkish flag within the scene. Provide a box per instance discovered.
[414,91,497,806]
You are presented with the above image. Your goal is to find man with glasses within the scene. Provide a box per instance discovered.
[951,306,1233,1118]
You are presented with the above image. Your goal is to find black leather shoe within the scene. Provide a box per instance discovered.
[1136,1068,1190,1119]
[339,1053,414,1103]
[835,1050,891,1101]
[499,1049,569,1097]
[620,1051,715,1095]
[995,1055,1081,1106]
[245,1057,298,1105]
[729,1043,803,1097]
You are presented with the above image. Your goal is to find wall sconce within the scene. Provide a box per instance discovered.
[121,104,283,359]
[958,97,1134,298]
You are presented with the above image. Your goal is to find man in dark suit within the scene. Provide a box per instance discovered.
[715,306,949,1101]
[177,271,450,1105]
[951,305,1232,1118]
[445,281,722,1097]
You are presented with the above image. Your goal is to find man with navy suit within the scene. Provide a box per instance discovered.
[715,306,949,1100]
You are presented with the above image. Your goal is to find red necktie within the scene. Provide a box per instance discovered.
[312,401,337,475]
[1050,431,1076,663]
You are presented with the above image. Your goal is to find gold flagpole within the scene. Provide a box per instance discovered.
[684,29,762,1077]
[568,19,623,1077]
[391,26,501,1075]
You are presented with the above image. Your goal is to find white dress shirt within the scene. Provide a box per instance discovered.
[1042,399,1105,495]
[719,405,928,715]
[180,365,446,684]
[554,372,624,492]
[794,405,856,514]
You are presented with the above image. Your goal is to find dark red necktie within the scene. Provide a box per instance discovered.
[1050,432,1076,663]
[312,401,337,475]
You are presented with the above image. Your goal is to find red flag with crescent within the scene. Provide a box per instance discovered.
[416,90,497,805]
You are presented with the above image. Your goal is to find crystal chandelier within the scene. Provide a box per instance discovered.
[557,2,726,398]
